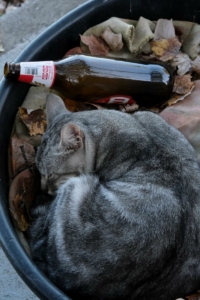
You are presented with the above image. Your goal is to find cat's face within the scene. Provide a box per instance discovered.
[37,145,85,194]
[36,94,86,194]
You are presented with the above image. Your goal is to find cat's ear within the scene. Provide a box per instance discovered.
[60,123,84,150]
[46,93,70,124]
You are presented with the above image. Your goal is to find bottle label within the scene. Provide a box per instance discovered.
[19,61,55,88]
[92,95,135,105]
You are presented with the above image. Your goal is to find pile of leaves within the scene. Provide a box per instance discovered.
[8,129,40,232]
[65,17,200,109]
[8,86,48,233]
[8,16,200,300]
[63,17,200,161]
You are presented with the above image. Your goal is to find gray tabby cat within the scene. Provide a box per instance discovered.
[29,93,200,300]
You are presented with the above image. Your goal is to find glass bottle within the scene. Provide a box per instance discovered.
[4,54,174,106]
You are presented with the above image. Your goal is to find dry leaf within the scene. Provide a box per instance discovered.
[119,103,139,113]
[19,107,47,136]
[15,112,42,148]
[173,74,194,94]
[80,34,109,56]
[10,135,35,177]
[101,26,123,51]
[167,85,194,106]
[171,53,200,75]
[191,55,200,74]
[174,25,184,37]
[64,47,83,56]
[12,194,28,231]
[154,19,176,39]
[160,80,200,162]
[107,47,137,60]
[186,292,200,300]
[140,42,152,54]
[81,17,135,53]
[181,23,200,59]
[9,168,36,231]
[171,52,191,75]
[173,21,194,44]
[150,37,181,61]
[130,16,155,54]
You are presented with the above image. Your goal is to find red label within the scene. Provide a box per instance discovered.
[93,95,135,105]
[19,74,34,83]
[18,61,55,87]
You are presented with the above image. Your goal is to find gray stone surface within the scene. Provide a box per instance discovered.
[0,0,88,78]
[0,248,37,300]
[0,0,87,299]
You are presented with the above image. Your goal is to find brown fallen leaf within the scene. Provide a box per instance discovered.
[80,34,109,56]
[167,85,194,106]
[174,25,184,37]
[186,292,200,300]
[19,107,47,136]
[101,26,123,51]
[64,47,83,56]
[150,37,181,61]
[9,168,36,231]
[12,194,28,231]
[10,135,35,178]
[15,112,42,148]
[173,74,194,94]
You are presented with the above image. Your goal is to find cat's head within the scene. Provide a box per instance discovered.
[35,94,86,194]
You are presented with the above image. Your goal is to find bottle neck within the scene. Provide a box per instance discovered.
[4,61,56,87]
[4,62,20,80]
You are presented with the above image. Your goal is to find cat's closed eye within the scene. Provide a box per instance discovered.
[41,172,79,195]
[40,174,58,193]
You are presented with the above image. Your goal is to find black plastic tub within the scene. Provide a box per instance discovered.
[0,0,200,299]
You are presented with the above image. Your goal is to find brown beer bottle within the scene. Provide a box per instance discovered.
[4,54,174,106]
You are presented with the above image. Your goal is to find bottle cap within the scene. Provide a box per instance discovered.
[4,62,20,79]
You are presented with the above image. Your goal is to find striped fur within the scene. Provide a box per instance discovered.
[29,95,200,300]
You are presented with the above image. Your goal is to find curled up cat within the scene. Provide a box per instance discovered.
[29,93,200,300]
